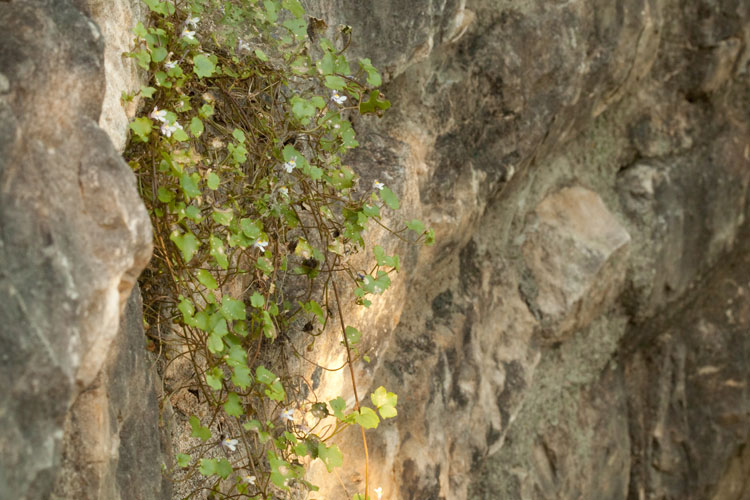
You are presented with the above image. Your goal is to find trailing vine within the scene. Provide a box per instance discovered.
[123,0,432,498]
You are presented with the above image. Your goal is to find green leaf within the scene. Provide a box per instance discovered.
[199,103,214,118]
[224,392,243,417]
[172,126,189,142]
[190,117,204,137]
[380,186,399,209]
[359,90,391,115]
[359,57,382,86]
[133,49,151,69]
[345,326,361,345]
[133,21,147,39]
[330,397,346,420]
[232,128,246,143]
[129,117,153,141]
[256,257,274,275]
[256,365,277,385]
[193,54,216,78]
[215,458,232,479]
[254,48,269,61]
[317,443,343,472]
[190,416,211,441]
[212,210,232,226]
[154,71,171,88]
[405,219,425,234]
[207,332,223,353]
[157,186,174,203]
[282,0,305,17]
[305,300,325,323]
[209,235,228,269]
[170,230,200,263]
[221,296,246,321]
[370,386,398,418]
[250,292,265,308]
[264,0,279,22]
[262,310,276,339]
[240,218,261,239]
[180,173,201,198]
[206,172,219,190]
[196,269,218,290]
[325,75,347,90]
[373,245,400,271]
[199,457,231,478]
[140,85,157,98]
[205,366,224,390]
[353,407,379,429]
[232,364,252,389]
[151,46,168,63]
[282,17,307,38]
[176,453,191,467]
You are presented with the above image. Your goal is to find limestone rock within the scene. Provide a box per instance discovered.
[0,1,152,498]
[51,289,171,500]
[521,186,630,342]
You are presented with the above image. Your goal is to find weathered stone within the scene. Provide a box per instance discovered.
[51,288,171,500]
[521,186,630,342]
[624,240,750,500]
[0,1,152,498]
[84,0,146,152]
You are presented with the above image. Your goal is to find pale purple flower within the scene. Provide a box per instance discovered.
[238,39,252,52]
[280,408,294,422]
[282,158,296,173]
[243,474,256,485]
[331,90,347,105]
[253,239,268,252]
[221,437,238,452]
[160,121,183,137]
[149,106,167,123]
[165,61,177,70]
[181,28,196,41]
[186,16,200,27]
[373,180,384,191]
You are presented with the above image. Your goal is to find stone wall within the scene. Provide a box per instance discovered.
[301,0,750,499]
[0,1,163,499]
[1,0,749,499]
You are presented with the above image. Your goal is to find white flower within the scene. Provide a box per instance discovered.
[186,16,200,27]
[374,486,384,499]
[238,39,252,52]
[149,106,168,123]
[280,408,294,422]
[165,61,177,70]
[331,90,347,105]
[160,121,183,137]
[243,474,256,485]
[253,239,268,252]
[279,186,289,197]
[221,437,239,452]
[373,180,384,191]
[181,28,196,41]
[282,158,296,173]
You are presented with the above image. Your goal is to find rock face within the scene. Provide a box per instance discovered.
[2,0,749,499]
[0,1,158,499]
[301,0,750,499]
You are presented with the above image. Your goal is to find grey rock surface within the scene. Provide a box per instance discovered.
[0,1,154,498]
[51,288,171,500]
[300,0,750,499]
